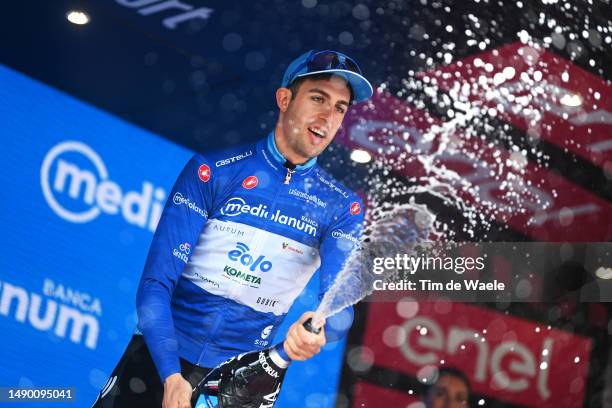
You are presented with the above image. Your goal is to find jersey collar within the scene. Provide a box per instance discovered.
[265,131,317,172]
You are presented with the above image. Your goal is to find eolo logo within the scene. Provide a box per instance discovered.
[227,242,272,272]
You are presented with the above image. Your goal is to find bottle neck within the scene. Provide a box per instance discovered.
[270,343,291,367]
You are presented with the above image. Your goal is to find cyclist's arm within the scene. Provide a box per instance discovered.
[136,154,213,381]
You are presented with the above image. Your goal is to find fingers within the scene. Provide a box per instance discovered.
[284,314,326,361]
[285,324,311,360]
[296,322,325,348]
[298,313,326,349]
[167,400,190,408]
[284,336,307,361]
[163,393,191,408]
[163,374,192,408]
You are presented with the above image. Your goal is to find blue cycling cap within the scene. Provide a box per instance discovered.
[281,50,373,103]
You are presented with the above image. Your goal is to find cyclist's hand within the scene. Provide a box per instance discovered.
[283,311,326,361]
[163,373,192,408]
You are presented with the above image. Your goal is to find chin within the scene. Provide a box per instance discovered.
[311,148,325,158]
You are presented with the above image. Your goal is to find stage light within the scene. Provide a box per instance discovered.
[350,149,372,163]
[67,10,90,25]
[559,93,582,107]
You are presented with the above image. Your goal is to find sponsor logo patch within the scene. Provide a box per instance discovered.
[212,223,245,237]
[228,242,272,272]
[198,164,211,182]
[316,172,349,198]
[223,265,262,287]
[261,325,274,339]
[172,242,191,264]
[288,188,327,208]
[220,197,318,236]
[255,324,274,347]
[350,201,361,215]
[258,351,279,378]
[173,192,207,218]
[193,272,220,288]
[331,229,360,245]
[282,242,304,255]
[242,175,258,189]
[223,242,272,288]
[215,150,253,167]
[257,297,279,308]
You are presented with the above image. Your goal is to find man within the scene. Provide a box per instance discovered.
[423,367,471,408]
[93,50,373,408]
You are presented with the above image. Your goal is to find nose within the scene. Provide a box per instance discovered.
[317,104,333,122]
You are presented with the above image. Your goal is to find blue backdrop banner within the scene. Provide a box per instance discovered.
[0,64,346,407]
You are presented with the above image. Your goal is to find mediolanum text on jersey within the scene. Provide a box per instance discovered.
[221,197,317,236]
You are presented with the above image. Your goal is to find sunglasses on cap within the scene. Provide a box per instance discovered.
[284,50,363,86]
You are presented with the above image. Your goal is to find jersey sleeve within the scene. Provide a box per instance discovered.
[135,154,214,381]
[317,197,364,342]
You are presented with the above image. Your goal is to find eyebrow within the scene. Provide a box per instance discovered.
[307,88,350,108]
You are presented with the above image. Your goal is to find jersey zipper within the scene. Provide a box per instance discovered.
[283,160,296,185]
[257,161,296,243]
[244,157,294,270]
[283,168,295,184]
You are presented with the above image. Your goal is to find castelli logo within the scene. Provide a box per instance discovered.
[198,164,211,182]
[242,175,258,189]
[350,201,361,215]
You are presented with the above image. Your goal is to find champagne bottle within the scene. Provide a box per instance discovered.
[194,318,321,408]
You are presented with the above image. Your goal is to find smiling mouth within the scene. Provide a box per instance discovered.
[308,127,326,138]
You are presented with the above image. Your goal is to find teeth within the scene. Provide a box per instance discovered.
[309,127,325,137]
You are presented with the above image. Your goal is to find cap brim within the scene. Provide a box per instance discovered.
[296,69,373,103]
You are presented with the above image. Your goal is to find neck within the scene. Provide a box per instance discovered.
[273,122,308,165]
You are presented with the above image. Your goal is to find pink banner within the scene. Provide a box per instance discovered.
[361,301,592,407]
[422,42,612,168]
[338,89,612,240]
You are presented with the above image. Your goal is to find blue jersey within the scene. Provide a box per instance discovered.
[136,132,364,380]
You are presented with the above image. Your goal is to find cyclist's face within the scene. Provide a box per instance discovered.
[279,76,351,163]
[427,375,469,408]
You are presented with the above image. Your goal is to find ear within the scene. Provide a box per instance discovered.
[276,87,292,112]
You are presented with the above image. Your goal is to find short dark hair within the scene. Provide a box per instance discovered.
[286,73,355,105]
